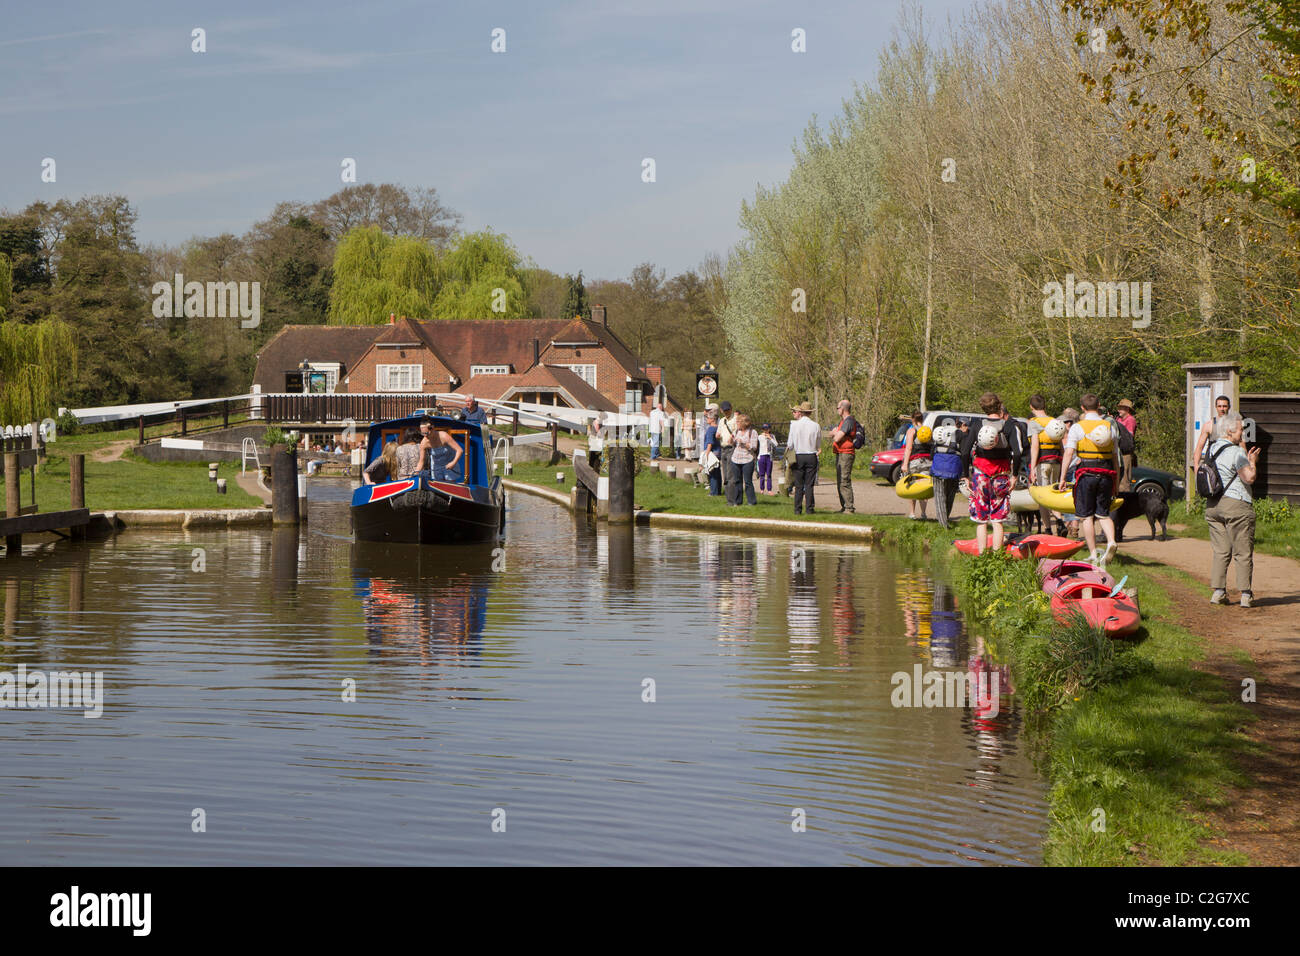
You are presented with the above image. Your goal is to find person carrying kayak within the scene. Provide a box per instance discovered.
[958,393,1025,554]
[1027,394,1067,535]
[1057,393,1120,565]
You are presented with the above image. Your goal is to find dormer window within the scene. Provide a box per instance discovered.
[470,364,511,376]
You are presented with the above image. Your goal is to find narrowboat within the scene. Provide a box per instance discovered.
[350,412,504,544]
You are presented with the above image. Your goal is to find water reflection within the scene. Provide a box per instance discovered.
[350,542,494,664]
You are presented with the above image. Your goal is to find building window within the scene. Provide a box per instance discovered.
[306,363,340,393]
[559,364,597,388]
[470,364,511,376]
[376,365,423,391]
[623,387,641,414]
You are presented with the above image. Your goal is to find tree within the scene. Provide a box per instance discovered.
[432,230,530,318]
[310,183,461,245]
[0,252,77,423]
[327,227,440,324]
[561,272,590,320]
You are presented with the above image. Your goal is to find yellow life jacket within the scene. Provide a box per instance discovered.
[1077,419,1113,460]
[1032,415,1061,455]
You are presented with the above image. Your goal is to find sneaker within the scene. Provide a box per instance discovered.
[1240,592,1253,609]
[1101,542,1117,564]
[1088,549,1101,566]
[1209,589,1228,605]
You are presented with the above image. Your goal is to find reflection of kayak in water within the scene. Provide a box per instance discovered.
[953,534,1084,559]
[895,473,934,500]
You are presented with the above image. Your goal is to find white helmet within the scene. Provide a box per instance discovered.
[1045,418,1068,441]
[1088,422,1114,450]
[977,424,1000,450]
[933,424,956,447]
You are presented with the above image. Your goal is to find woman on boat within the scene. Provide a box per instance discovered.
[361,438,402,485]
[422,423,464,482]
[393,428,427,479]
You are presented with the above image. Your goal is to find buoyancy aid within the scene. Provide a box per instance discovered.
[1032,415,1062,461]
[1075,418,1117,475]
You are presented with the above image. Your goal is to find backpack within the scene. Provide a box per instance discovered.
[1195,442,1229,500]
[1112,418,1135,455]
[851,419,866,450]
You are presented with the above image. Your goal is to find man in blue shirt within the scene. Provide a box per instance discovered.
[461,394,488,425]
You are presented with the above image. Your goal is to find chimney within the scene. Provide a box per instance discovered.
[592,304,606,327]
[389,313,396,325]
[533,338,540,368]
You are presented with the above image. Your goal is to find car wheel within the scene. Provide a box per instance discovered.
[1137,482,1165,502]
[889,464,902,485]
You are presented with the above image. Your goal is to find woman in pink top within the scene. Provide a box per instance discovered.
[730,414,759,506]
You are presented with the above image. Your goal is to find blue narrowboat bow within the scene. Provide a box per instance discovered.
[350,412,504,544]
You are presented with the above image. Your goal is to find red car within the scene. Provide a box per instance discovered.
[869,422,930,484]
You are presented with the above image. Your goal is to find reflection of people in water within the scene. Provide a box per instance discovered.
[897,570,933,659]
[968,635,1013,729]
[832,554,862,660]
[929,581,964,668]
[717,541,757,647]
[787,547,818,670]
[353,545,492,665]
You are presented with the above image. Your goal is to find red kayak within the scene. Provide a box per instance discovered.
[954,534,1085,560]
[1038,560,1117,597]
[1050,577,1141,636]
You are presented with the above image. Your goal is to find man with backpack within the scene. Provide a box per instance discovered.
[830,399,862,514]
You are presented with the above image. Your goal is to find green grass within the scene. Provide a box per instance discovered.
[30,451,263,511]
[953,550,1256,865]
[1169,497,1300,559]
[507,460,967,546]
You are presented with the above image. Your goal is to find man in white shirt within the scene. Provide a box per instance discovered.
[787,401,821,515]
[648,402,665,461]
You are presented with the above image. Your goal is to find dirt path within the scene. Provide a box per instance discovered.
[90,440,134,463]
[1118,535,1300,865]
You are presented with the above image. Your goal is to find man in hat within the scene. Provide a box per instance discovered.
[787,401,821,515]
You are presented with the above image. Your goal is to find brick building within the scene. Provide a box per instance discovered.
[251,305,679,416]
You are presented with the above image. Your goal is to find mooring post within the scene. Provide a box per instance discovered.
[608,445,634,524]
[550,422,558,462]
[513,412,519,437]
[138,415,145,446]
[5,453,20,553]
[70,454,86,540]
[270,444,300,525]
[223,400,230,429]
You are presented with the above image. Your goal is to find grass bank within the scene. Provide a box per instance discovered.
[28,424,264,511]
[951,551,1255,865]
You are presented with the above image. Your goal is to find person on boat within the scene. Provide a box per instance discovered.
[393,427,426,479]
[361,437,402,485]
[901,410,931,521]
[419,417,464,482]
[958,393,1024,554]
[1027,394,1067,535]
[1057,393,1120,564]
[1203,412,1260,607]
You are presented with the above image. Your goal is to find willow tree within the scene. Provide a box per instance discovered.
[0,253,77,423]
[327,227,440,323]
[431,230,529,318]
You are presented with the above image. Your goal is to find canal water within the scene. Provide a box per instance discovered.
[0,486,1046,865]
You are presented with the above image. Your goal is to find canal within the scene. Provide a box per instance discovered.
[0,486,1046,865]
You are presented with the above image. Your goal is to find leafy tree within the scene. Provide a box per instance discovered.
[327,227,440,323]
[432,230,530,318]
[560,272,590,320]
[0,252,77,423]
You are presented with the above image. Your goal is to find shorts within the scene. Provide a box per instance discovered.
[1073,471,1114,518]
[968,469,1012,523]
[1034,461,1061,486]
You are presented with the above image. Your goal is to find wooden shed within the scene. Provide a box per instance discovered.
[1240,393,1300,503]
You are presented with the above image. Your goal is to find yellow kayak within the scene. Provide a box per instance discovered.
[1029,483,1122,513]
[895,473,934,500]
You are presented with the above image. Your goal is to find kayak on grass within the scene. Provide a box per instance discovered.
[953,533,1085,559]
[1040,566,1117,598]
[895,473,934,500]
[1050,576,1141,637]
[1036,557,1116,586]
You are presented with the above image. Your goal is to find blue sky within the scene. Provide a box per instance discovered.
[0,0,974,280]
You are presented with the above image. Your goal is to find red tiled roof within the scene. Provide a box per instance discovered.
[252,325,385,392]
[417,319,570,382]
[461,364,616,411]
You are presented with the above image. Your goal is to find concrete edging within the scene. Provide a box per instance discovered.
[107,508,273,529]
[502,479,880,541]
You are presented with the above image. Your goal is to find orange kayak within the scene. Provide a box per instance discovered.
[1050,577,1141,636]
[954,534,1085,560]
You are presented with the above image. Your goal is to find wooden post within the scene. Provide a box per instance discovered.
[513,412,519,436]
[180,407,187,436]
[5,453,21,553]
[223,400,230,429]
[271,444,300,525]
[138,415,145,446]
[70,454,86,540]
[550,422,558,462]
[608,445,634,524]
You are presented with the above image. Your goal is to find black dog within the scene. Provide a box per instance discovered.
[1113,490,1169,542]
